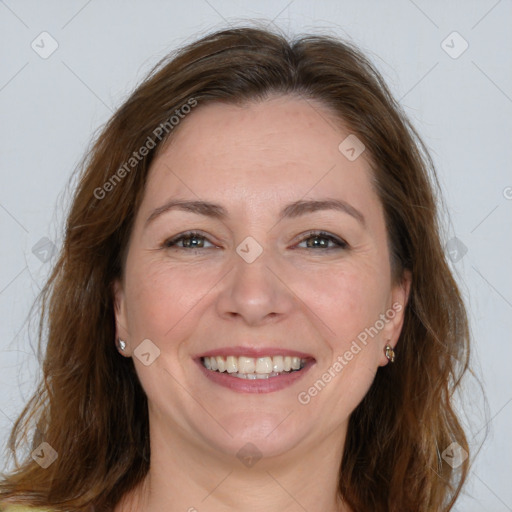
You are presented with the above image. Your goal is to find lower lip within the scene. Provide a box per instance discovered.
[195,358,315,393]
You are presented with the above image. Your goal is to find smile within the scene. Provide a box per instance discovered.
[195,347,315,393]
[202,355,307,379]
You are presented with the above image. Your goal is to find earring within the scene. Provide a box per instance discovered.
[117,338,127,351]
[384,343,395,363]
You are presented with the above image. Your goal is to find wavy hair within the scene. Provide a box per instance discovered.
[0,25,473,512]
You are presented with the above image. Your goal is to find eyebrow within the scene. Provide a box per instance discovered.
[145,198,366,228]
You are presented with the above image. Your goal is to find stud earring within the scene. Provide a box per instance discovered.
[117,338,127,351]
[384,343,395,363]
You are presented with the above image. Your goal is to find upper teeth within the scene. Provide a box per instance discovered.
[202,355,305,374]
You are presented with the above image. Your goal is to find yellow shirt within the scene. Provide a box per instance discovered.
[0,505,54,512]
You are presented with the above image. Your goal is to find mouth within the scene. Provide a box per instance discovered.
[195,348,316,393]
[201,354,308,379]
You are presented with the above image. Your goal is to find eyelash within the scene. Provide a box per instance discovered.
[162,230,348,251]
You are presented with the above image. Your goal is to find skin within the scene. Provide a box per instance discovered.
[113,94,411,512]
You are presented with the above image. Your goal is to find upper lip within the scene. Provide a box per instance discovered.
[195,346,315,360]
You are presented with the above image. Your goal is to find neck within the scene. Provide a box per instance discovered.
[115,419,351,512]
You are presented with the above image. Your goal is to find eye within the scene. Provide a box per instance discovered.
[162,230,348,252]
[295,231,348,250]
[162,231,216,249]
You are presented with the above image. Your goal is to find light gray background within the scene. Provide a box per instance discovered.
[1,1,511,510]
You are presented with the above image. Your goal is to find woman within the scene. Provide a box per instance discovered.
[0,25,472,511]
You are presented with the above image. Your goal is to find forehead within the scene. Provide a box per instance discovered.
[142,95,382,225]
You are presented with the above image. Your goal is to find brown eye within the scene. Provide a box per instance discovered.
[296,231,348,250]
[163,232,214,249]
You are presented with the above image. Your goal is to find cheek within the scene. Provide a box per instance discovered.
[303,271,383,411]
[124,258,217,341]
[122,261,211,395]
[292,262,387,348]
[316,268,386,406]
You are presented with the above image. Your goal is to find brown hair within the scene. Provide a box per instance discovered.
[0,25,473,511]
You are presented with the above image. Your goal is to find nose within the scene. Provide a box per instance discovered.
[215,242,296,326]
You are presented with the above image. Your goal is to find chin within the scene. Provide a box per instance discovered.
[196,411,308,462]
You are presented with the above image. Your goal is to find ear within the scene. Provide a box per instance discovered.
[112,278,131,357]
[379,269,412,366]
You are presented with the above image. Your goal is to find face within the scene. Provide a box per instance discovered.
[114,95,411,463]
